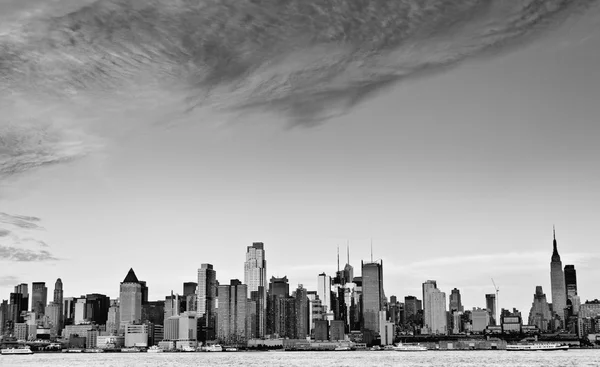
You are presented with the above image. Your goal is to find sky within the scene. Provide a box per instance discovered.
[1,0,600,317]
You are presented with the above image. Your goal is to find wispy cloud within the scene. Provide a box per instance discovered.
[0,212,59,262]
[0,0,597,177]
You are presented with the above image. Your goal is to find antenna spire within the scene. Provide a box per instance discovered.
[337,245,340,272]
[347,240,350,265]
[370,238,373,262]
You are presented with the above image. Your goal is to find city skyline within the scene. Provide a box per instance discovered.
[1,230,597,321]
[2,0,600,327]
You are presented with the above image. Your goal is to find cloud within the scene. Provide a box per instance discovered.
[0,0,598,177]
[0,212,58,261]
[0,275,20,286]
[0,246,58,262]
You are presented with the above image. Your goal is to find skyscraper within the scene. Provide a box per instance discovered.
[449,288,463,313]
[550,228,567,324]
[295,284,309,339]
[120,268,142,328]
[244,242,267,338]
[564,265,577,298]
[485,294,497,326]
[217,279,248,345]
[361,260,384,334]
[423,280,447,335]
[31,282,48,318]
[266,276,290,336]
[53,279,63,331]
[317,273,331,313]
[197,264,217,342]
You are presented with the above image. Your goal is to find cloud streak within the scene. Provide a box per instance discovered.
[0,0,598,177]
[0,212,58,261]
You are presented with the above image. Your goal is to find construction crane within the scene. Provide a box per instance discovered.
[491,278,500,325]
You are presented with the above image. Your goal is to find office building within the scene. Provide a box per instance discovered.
[471,308,490,333]
[449,288,463,313]
[31,282,48,318]
[362,260,384,334]
[124,324,149,347]
[197,264,217,342]
[295,284,309,339]
[53,279,63,331]
[423,280,447,335]
[317,273,331,313]
[107,300,120,335]
[486,294,497,326]
[120,268,142,328]
[86,293,110,325]
[183,282,197,312]
[244,243,267,338]
[217,279,248,345]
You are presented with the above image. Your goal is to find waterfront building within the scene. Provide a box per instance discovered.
[362,260,384,335]
[550,228,567,325]
[314,319,329,341]
[423,280,447,334]
[124,324,149,347]
[45,302,62,336]
[74,297,87,324]
[471,308,490,333]
[120,268,142,328]
[244,242,267,338]
[378,310,394,345]
[197,264,217,342]
[331,319,345,341]
[217,279,248,345]
[86,293,110,325]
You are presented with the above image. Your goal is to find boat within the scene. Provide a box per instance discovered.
[1,346,34,355]
[62,348,83,353]
[180,345,196,352]
[224,347,238,352]
[147,346,163,353]
[84,348,104,353]
[121,347,141,353]
[205,344,223,352]
[506,343,569,351]
[334,345,351,351]
[393,343,428,352]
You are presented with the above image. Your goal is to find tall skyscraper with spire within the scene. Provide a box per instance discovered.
[244,242,267,338]
[550,227,567,325]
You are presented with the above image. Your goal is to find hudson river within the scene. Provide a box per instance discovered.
[2,350,600,367]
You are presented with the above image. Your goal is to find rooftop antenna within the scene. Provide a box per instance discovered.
[370,238,373,262]
[337,245,340,272]
[347,240,350,265]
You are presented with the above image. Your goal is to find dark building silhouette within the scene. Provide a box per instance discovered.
[314,319,329,341]
[197,264,217,342]
[142,300,165,325]
[550,228,567,326]
[183,282,197,312]
[564,265,577,297]
[85,294,110,325]
[295,284,309,339]
[139,281,149,305]
[486,294,497,326]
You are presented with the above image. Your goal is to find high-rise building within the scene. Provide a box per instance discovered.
[139,281,149,305]
[471,308,490,333]
[45,303,62,336]
[107,300,120,335]
[362,260,384,334]
[550,228,567,324]
[120,268,142,328]
[86,294,110,325]
[295,284,309,339]
[449,288,463,313]
[183,282,197,312]
[53,279,63,331]
[197,264,217,342]
[217,280,248,345]
[0,300,8,334]
[422,280,447,335]
[317,273,331,313]
[244,243,267,338]
[266,276,290,336]
[74,297,87,324]
[564,265,577,298]
[528,286,552,332]
[404,296,421,323]
[486,294,497,326]
[31,282,48,318]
